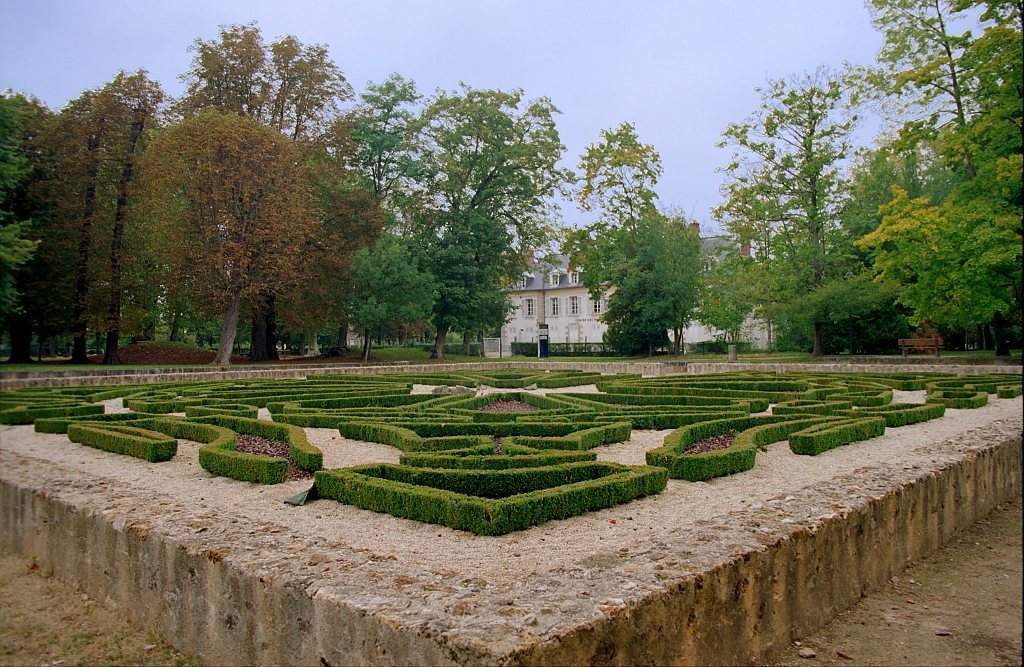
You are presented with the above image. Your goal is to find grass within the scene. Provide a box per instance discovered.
[0,551,197,666]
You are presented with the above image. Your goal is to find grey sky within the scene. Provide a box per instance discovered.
[0,0,884,229]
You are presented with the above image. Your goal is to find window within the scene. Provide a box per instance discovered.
[549,271,560,286]
[525,298,535,317]
[592,297,602,314]
[550,297,560,317]
[569,295,579,315]
[571,271,581,284]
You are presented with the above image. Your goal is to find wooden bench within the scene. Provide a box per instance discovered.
[898,336,943,357]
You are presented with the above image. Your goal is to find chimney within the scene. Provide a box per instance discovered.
[689,222,700,236]
[740,241,751,257]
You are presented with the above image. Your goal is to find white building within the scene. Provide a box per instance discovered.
[501,230,768,353]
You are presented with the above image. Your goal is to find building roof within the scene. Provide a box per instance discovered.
[508,237,737,293]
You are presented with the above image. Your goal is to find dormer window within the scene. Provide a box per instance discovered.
[571,271,581,284]
[549,271,560,286]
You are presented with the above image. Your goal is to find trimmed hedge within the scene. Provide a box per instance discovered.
[313,462,667,535]
[842,402,945,427]
[66,423,177,462]
[788,417,886,455]
[190,414,323,475]
[926,390,988,409]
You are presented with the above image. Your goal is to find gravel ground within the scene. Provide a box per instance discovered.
[1,387,1020,659]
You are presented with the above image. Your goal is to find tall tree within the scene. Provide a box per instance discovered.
[0,96,39,323]
[716,71,855,355]
[347,234,435,361]
[410,86,568,358]
[598,213,703,356]
[348,74,423,206]
[865,0,979,174]
[139,111,318,365]
[179,23,353,361]
[100,71,164,364]
[698,252,758,345]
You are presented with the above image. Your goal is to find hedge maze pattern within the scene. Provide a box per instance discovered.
[2,369,1020,534]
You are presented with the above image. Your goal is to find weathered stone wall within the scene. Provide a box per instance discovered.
[1,429,1019,665]
[509,435,1022,665]
[1,359,1019,389]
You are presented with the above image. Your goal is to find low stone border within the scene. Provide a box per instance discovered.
[1,359,1019,389]
[1,415,1019,664]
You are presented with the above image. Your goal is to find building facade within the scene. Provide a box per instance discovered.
[501,235,769,352]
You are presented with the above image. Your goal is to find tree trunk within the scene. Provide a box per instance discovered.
[306,330,320,356]
[362,329,371,362]
[6,316,33,363]
[169,311,181,342]
[71,132,103,364]
[432,326,448,360]
[336,322,349,353]
[992,313,1012,359]
[213,295,242,365]
[462,331,471,356]
[767,319,774,352]
[250,315,268,361]
[102,113,145,365]
[264,293,279,360]
[812,321,824,357]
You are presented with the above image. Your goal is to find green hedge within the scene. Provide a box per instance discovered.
[190,414,322,473]
[399,447,595,469]
[0,402,105,425]
[843,402,945,427]
[772,400,854,416]
[646,415,788,481]
[313,462,667,535]
[996,384,1022,398]
[788,417,886,455]
[66,423,177,462]
[511,422,632,450]
[926,390,988,409]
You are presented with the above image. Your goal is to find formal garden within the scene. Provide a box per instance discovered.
[2,369,1019,536]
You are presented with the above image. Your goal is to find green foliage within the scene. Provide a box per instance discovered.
[0,96,40,319]
[410,86,568,356]
[66,423,177,462]
[313,462,667,535]
[787,417,886,455]
[347,234,436,359]
[697,252,758,343]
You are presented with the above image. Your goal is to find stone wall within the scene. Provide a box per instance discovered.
[1,428,1019,665]
[1,359,1019,389]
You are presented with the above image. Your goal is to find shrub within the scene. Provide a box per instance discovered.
[66,423,177,462]
[788,417,886,455]
[313,462,667,535]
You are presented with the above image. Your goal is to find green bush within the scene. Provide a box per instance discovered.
[66,423,177,462]
[313,462,667,535]
[788,417,886,455]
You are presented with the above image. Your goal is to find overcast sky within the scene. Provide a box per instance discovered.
[0,0,885,230]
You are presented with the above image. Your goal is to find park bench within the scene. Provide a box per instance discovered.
[898,335,943,357]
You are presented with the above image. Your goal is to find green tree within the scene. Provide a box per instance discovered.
[698,252,758,344]
[139,111,318,365]
[716,71,855,355]
[348,74,423,206]
[347,235,435,361]
[0,96,39,322]
[601,214,703,355]
[179,23,354,361]
[410,86,568,359]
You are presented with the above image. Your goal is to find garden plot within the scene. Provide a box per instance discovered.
[1,370,1020,532]
[0,369,1021,664]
